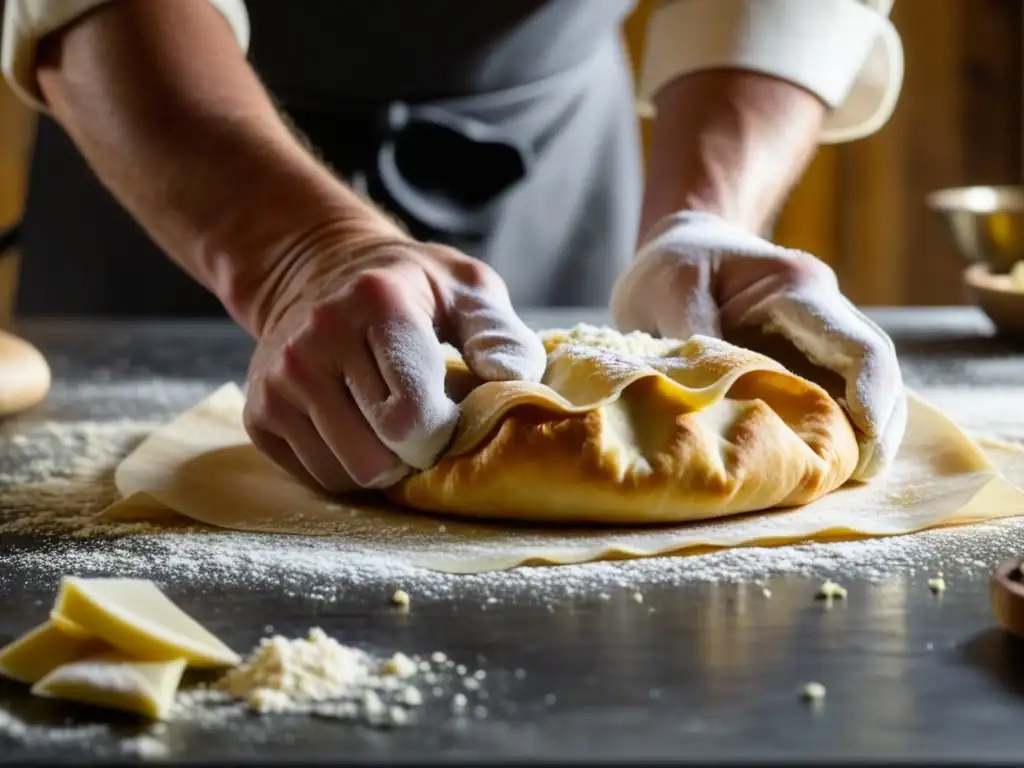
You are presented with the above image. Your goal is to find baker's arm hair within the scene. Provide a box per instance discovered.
[2,0,391,336]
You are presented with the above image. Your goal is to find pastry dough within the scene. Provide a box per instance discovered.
[101,328,1024,574]
[0,329,51,416]
[53,577,240,668]
[32,654,186,720]
[390,327,858,523]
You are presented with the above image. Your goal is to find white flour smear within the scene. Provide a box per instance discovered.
[2,380,1024,601]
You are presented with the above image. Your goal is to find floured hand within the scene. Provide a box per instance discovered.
[611,211,907,480]
[244,224,546,493]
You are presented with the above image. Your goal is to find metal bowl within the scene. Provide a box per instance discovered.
[926,185,1024,274]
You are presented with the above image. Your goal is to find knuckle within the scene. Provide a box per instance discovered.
[790,250,836,284]
[242,397,272,442]
[346,269,405,312]
[306,300,340,336]
[277,338,308,380]
[370,398,419,444]
[452,257,500,293]
[251,381,290,426]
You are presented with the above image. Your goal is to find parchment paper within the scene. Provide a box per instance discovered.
[99,383,1024,574]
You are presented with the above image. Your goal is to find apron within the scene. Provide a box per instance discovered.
[16,0,641,316]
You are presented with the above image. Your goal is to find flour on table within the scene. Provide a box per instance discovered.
[182,627,488,729]
[3,379,1024,600]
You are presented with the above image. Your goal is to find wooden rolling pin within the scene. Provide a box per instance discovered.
[0,328,50,416]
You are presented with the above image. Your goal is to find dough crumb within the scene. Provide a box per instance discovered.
[387,705,408,727]
[395,685,423,707]
[632,591,644,604]
[801,682,827,702]
[762,588,772,598]
[391,589,410,608]
[381,652,417,678]
[430,651,447,664]
[928,574,946,594]
[452,693,468,712]
[362,690,386,721]
[816,581,847,601]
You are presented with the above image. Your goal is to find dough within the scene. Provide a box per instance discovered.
[390,327,858,523]
[0,620,104,684]
[102,328,1024,573]
[53,577,240,668]
[0,329,50,416]
[32,654,187,720]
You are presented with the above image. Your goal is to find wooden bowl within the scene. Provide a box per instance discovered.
[963,263,1024,338]
[991,558,1024,638]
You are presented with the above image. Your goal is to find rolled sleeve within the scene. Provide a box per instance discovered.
[638,0,904,144]
[1,0,251,111]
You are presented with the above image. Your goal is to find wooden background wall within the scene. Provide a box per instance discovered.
[0,0,1019,313]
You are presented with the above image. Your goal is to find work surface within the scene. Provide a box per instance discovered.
[4,308,1024,763]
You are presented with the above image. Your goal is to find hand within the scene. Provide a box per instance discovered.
[242,221,546,493]
[611,211,907,481]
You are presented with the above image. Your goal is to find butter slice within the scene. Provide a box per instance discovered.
[32,653,187,720]
[0,620,106,684]
[49,612,96,639]
[53,577,240,668]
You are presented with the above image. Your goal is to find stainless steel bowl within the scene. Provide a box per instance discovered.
[926,185,1024,274]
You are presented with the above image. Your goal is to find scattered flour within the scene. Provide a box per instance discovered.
[2,377,1024,604]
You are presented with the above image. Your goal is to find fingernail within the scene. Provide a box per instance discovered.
[365,463,412,490]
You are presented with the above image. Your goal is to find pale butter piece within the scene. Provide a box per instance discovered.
[49,611,96,639]
[53,577,240,668]
[0,619,106,684]
[32,653,187,720]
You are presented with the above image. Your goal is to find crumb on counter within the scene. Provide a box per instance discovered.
[801,682,827,702]
[928,573,946,594]
[816,581,848,601]
[391,589,410,608]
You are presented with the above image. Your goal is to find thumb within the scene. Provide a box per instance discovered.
[740,288,907,480]
[448,281,547,383]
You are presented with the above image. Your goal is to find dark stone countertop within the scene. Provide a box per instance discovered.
[3,308,1024,763]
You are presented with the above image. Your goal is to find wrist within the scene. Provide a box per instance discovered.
[205,160,408,337]
[639,69,825,242]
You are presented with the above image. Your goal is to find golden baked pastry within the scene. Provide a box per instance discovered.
[388,325,859,525]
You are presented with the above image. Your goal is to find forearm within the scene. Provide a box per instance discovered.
[639,69,825,241]
[35,0,394,334]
